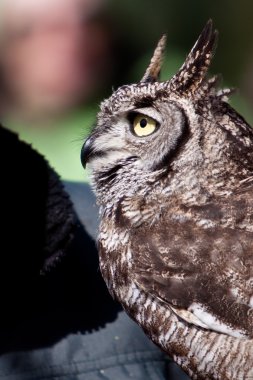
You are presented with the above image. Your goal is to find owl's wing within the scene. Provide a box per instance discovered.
[130,197,253,339]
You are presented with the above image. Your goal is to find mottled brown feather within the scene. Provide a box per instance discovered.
[82,19,253,380]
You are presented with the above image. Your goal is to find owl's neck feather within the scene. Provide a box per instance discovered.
[91,159,163,209]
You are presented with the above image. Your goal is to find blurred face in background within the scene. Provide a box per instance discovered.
[1,0,111,119]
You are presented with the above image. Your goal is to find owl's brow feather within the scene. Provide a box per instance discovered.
[133,96,154,109]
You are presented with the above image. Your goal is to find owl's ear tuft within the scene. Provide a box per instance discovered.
[141,34,167,83]
[168,19,218,95]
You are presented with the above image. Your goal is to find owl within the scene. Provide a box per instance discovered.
[81,20,253,379]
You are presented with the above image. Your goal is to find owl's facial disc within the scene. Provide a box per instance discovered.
[81,100,189,176]
[81,107,160,169]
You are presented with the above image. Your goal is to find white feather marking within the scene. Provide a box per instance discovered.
[144,298,152,309]
[151,302,157,312]
[188,302,246,338]
[131,288,141,303]
[170,305,209,329]
[126,247,132,261]
[230,287,240,298]
[127,282,141,306]
[196,218,216,228]
[249,296,253,308]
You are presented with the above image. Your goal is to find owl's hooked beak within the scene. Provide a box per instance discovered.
[81,136,94,168]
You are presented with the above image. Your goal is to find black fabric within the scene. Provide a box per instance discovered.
[0,125,76,273]
[0,126,74,327]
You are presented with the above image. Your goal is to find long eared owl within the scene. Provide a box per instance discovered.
[81,21,253,379]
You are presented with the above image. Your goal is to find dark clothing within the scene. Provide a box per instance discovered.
[0,126,188,379]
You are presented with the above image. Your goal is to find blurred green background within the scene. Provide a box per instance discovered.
[4,0,253,182]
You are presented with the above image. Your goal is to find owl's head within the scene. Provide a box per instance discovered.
[81,20,242,201]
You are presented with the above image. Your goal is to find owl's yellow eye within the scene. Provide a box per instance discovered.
[132,114,158,137]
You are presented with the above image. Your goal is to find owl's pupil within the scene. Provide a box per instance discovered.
[140,118,147,128]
